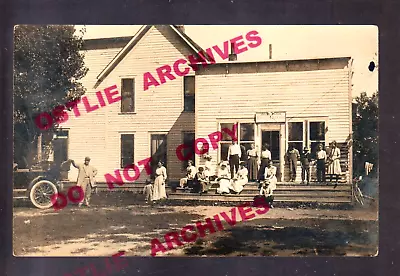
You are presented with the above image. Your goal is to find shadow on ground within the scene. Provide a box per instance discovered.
[183,218,378,256]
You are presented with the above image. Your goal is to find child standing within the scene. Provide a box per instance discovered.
[143,179,153,203]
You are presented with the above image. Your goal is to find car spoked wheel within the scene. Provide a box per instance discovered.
[29,180,58,209]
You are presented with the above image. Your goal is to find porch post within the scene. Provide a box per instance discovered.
[37,133,42,162]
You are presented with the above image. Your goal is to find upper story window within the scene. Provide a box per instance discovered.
[184,76,195,112]
[121,78,135,113]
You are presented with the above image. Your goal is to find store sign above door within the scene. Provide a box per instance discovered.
[255,112,286,123]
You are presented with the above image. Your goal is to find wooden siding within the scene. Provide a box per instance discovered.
[61,47,122,182]
[63,26,196,183]
[194,60,352,182]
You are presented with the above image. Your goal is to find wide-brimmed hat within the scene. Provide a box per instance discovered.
[203,153,212,160]
[220,161,229,167]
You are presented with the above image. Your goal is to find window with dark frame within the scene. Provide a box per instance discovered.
[309,121,326,154]
[121,134,134,168]
[239,123,255,159]
[288,122,304,152]
[219,122,246,162]
[121,78,135,113]
[184,76,195,112]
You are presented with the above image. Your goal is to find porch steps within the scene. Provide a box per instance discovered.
[56,181,353,204]
[165,194,352,204]
[167,182,352,203]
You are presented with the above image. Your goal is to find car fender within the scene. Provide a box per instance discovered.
[27,176,61,192]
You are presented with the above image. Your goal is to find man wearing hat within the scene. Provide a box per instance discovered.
[70,157,98,207]
[300,147,312,185]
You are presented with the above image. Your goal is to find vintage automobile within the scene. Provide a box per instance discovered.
[13,160,72,209]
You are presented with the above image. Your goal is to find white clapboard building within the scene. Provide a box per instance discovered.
[55,25,353,203]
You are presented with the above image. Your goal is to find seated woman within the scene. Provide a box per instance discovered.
[194,166,210,194]
[216,162,232,194]
[204,154,217,181]
[259,160,277,207]
[231,162,248,194]
[180,160,197,188]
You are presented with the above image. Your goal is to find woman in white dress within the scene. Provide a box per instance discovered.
[204,154,216,181]
[216,162,232,194]
[231,162,248,194]
[152,161,167,201]
[327,140,341,187]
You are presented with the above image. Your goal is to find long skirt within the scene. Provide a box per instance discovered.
[327,159,342,175]
[248,157,258,180]
[231,177,248,193]
[153,176,167,200]
[257,158,269,181]
[217,179,231,194]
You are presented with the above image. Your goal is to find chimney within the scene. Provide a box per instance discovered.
[175,25,185,33]
[269,44,272,59]
[229,42,237,61]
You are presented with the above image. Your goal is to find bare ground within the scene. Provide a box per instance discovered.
[13,192,378,257]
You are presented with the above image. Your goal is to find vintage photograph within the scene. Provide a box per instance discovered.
[13,25,378,257]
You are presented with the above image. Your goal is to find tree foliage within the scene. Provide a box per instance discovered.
[352,91,379,176]
[14,25,88,167]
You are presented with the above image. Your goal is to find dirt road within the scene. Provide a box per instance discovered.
[13,193,378,257]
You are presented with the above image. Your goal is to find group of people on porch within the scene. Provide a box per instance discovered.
[178,140,279,197]
[223,139,342,186]
[285,141,342,187]
[144,139,342,202]
[179,157,251,195]
[228,139,342,186]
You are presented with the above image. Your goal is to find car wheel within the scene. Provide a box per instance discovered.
[29,180,58,209]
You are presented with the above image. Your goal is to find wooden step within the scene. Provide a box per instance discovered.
[167,193,352,203]
[169,190,351,197]
[13,188,28,192]
[170,187,350,197]
[13,196,29,199]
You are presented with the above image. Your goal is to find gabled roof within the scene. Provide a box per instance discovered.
[94,25,213,88]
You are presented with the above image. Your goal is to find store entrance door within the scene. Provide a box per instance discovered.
[259,123,285,182]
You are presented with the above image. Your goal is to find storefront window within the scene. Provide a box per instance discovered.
[221,123,237,141]
[220,143,230,161]
[219,122,255,162]
[310,121,326,154]
[220,123,236,161]
[240,123,255,159]
[288,122,304,152]
[240,123,254,141]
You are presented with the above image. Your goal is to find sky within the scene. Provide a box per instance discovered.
[75,25,378,97]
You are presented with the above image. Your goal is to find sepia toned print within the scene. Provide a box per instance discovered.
[13,25,378,257]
